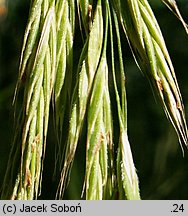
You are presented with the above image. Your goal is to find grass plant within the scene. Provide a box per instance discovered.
[1,0,187,200]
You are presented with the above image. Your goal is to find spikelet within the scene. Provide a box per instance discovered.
[1,0,56,199]
[114,0,188,149]
[56,0,104,199]
[53,0,75,173]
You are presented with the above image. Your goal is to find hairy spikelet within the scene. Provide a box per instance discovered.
[53,0,75,174]
[56,0,104,199]
[85,16,108,199]
[114,0,188,149]
[1,0,56,199]
[108,3,140,199]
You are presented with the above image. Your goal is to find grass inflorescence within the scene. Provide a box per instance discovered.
[1,0,187,200]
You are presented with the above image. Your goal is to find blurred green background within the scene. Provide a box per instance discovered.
[0,0,188,199]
